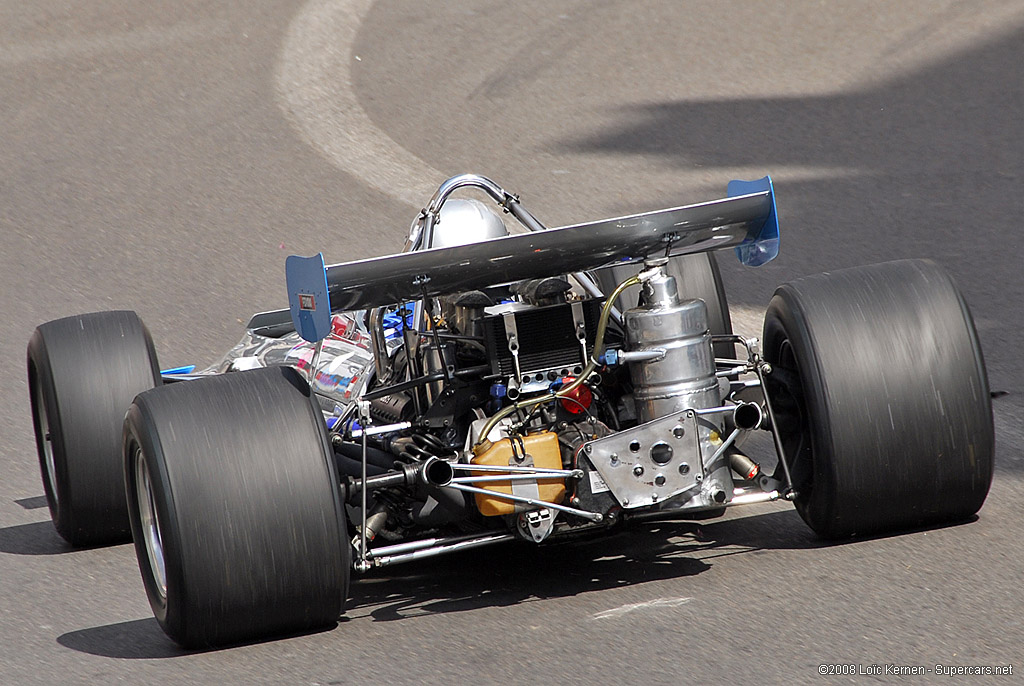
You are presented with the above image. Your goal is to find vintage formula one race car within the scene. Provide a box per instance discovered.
[27,174,993,647]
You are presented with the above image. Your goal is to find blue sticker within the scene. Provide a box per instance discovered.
[286,253,332,343]
[382,303,415,340]
[728,175,779,267]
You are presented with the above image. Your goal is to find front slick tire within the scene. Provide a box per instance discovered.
[124,366,350,648]
[762,259,993,539]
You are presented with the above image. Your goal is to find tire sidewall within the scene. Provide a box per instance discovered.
[763,288,839,533]
[27,332,72,537]
[124,401,186,639]
[27,311,161,546]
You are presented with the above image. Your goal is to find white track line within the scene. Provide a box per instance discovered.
[274,0,825,337]
[592,597,693,620]
[274,2,869,207]
[276,0,444,209]
[276,3,769,329]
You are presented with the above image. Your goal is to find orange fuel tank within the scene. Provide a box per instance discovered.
[470,431,566,516]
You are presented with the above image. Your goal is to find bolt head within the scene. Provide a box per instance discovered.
[678,462,690,475]
[633,465,644,477]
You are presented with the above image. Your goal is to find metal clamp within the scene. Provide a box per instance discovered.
[447,482,603,522]
[502,311,522,385]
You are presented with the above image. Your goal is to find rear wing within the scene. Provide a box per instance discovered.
[315,176,778,312]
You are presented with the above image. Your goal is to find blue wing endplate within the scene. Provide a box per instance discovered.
[728,175,779,267]
[286,253,332,343]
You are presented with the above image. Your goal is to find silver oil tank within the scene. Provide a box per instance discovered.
[624,269,721,423]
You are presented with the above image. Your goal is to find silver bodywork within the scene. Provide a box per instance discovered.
[196,310,377,410]
[430,197,509,249]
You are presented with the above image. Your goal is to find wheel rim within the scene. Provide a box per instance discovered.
[134,447,168,600]
[33,379,60,507]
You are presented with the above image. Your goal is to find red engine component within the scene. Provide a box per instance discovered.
[558,377,593,415]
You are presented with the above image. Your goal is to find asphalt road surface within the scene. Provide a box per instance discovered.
[2,1,1022,684]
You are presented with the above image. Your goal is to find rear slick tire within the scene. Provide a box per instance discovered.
[123,366,350,648]
[27,311,160,546]
[762,259,993,539]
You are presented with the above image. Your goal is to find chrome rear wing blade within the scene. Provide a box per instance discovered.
[323,177,777,311]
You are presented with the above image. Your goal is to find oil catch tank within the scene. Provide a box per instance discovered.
[624,268,720,422]
[470,432,565,516]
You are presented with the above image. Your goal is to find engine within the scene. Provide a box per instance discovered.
[351,261,736,549]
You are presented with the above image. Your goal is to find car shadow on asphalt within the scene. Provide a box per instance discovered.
[347,505,986,623]
[51,506,983,657]
[14,495,49,510]
[0,520,77,555]
[52,509,810,659]
[346,507,820,622]
[56,616,343,659]
[0,517,140,556]
[57,618,186,659]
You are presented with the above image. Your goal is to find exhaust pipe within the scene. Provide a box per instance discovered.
[727,402,763,480]
[732,401,764,431]
[421,456,454,487]
[344,456,454,503]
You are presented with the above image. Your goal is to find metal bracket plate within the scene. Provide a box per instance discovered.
[501,311,522,384]
[583,411,704,509]
[520,508,556,543]
[570,299,587,366]
[509,448,541,505]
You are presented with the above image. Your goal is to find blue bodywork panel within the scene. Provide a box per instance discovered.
[286,253,332,343]
[160,365,197,375]
[728,175,779,267]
